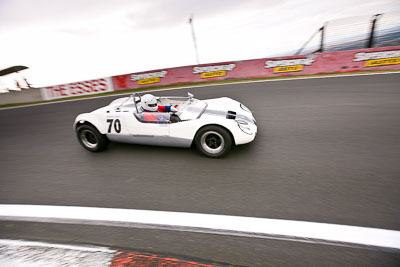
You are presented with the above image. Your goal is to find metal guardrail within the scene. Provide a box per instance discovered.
[296,11,400,55]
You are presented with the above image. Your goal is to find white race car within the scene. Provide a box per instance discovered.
[74,92,257,158]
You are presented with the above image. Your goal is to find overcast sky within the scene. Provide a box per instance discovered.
[0,0,399,90]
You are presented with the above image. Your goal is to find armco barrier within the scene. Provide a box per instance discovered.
[37,46,400,100]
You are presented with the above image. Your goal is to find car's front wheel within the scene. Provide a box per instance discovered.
[195,126,232,158]
[76,124,109,152]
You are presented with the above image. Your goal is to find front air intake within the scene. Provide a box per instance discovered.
[226,110,236,119]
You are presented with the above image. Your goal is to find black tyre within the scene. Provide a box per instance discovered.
[76,124,109,152]
[195,125,232,158]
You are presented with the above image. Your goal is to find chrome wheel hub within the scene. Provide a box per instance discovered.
[80,130,98,149]
[200,131,224,154]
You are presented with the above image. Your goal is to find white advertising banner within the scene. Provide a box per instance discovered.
[40,77,114,100]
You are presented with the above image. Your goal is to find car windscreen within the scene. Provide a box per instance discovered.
[178,99,207,120]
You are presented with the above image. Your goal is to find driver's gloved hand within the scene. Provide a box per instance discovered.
[170,106,178,113]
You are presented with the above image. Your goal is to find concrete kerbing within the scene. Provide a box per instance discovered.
[0,239,228,266]
[0,239,116,267]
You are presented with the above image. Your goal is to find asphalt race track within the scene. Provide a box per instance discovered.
[1,73,400,266]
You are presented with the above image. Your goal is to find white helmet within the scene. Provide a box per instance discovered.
[141,94,158,112]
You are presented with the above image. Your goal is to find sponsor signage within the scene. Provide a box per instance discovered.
[41,78,113,100]
[273,65,303,73]
[265,55,317,73]
[41,46,400,100]
[193,64,236,78]
[353,50,400,67]
[131,71,167,85]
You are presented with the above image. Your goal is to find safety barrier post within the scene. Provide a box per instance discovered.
[367,14,382,48]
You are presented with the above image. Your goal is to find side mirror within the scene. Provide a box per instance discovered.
[188,92,194,99]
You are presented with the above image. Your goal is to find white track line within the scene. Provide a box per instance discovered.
[1,204,399,250]
[1,71,399,111]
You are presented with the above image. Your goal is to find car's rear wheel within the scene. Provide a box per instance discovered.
[195,126,232,158]
[76,124,109,152]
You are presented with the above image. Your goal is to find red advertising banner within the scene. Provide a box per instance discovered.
[112,46,400,91]
[310,46,400,73]
[111,64,243,91]
[41,78,114,100]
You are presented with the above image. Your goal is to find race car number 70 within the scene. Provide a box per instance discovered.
[107,119,121,133]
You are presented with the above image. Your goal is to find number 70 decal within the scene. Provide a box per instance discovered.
[107,119,121,133]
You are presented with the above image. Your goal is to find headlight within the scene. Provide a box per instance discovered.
[237,120,252,135]
[240,103,251,112]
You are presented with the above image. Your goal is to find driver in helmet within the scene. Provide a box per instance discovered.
[140,94,178,122]
[141,94,177,113]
